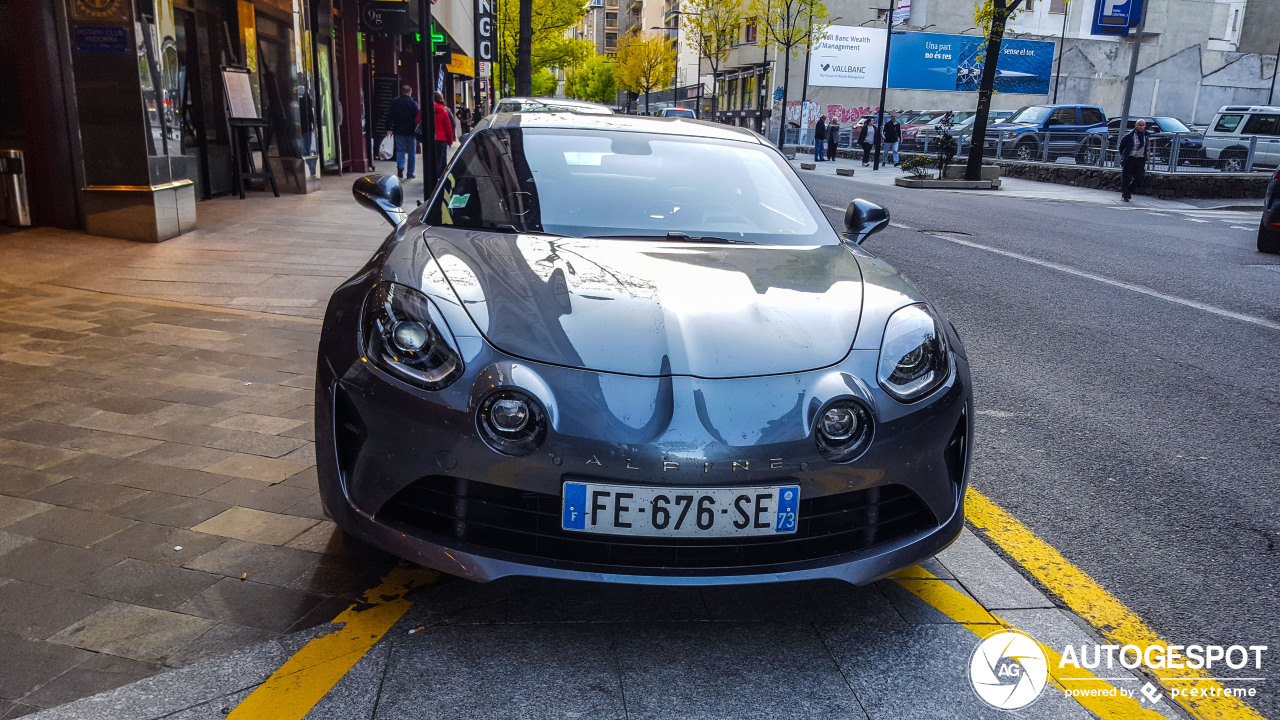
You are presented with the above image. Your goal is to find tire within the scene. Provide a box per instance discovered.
[1218,150,1247,173]
[1014,138,1038,161]
[1076,140,1103,166]
[1260,219,1280,254]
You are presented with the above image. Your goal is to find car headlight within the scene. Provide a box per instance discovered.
[877,303,950,402]
[477,389,547,456]
[362,283,463,390]
[814,399,874,462]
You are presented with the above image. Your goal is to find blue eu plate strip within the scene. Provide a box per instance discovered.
[562,482,587,530]
[775,486,800,533]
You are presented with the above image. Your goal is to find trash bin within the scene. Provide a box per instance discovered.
[1,149,32,227]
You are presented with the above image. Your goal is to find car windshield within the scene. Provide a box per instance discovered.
[1155,117,1191,132]
[1007,106,1051,124]
[428,128,839,246]
[663,109,696,118]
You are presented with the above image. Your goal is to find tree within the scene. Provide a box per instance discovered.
[496,0,594,97]
[565,55,619,105]
[749,0,828,143]
[614,33,678,115]
[964,0,1026,179]
[684,0,746,116]
[531,68,558,96]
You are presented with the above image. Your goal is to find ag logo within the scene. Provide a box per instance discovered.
[969,630,1049,710]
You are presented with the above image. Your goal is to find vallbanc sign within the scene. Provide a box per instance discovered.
[809,26,1055,96]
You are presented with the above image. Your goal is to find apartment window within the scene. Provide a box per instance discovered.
[743,22,757,43]
[605,32,617,46]
[1049,0,1066,12]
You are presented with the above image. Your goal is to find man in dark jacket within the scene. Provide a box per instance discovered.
[827,120,840,161]
[1117,119,1148,202]
[387,85,419,180]
[814,115,827,161]
[881,113,902,166]
[856,119,877,166]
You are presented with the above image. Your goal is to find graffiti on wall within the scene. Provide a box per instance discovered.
[784,101,881,124]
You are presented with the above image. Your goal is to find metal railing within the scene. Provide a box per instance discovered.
[916,130,1278,174]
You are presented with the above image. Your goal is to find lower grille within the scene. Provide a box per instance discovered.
[379,477,937,572]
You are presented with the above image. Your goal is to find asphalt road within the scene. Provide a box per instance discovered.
[803,172,1280,718]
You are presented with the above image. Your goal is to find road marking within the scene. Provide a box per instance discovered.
[964,488,1267,720]
[922,232,1280,331]
[1185,218,1209,223]
[226,565,439,720]
[1230,226,1251,230]
[893,566,1165,719]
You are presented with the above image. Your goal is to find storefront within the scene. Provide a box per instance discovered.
[714,66,770,134]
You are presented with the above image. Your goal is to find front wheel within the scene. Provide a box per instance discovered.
[1218,150,1247,173]
[1260,219,1280,254]
[1013,139,1038,161]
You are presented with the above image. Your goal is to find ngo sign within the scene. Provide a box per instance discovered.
[474,0,494,76]
[809,27,1055,95]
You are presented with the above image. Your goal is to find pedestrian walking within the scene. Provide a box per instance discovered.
[857,119,877,166]
[1118,119,1148,202]
[431,91,456,180]
[387,85,420,180]
[827,120,840,162]
[814,115,828,161]
[882,113,901,166]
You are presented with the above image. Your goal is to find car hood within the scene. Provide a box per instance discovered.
[987,122,1035,132]
[420,232,864,378]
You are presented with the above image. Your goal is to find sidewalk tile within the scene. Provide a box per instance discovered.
[162,622,274,667]
[201,454,311,484]
[126,442,236,471]
[191,507,317,546]
[0,438,81,471]
[76,558,222,612]
[0,631,92,701]
[0,467,67,496]
[211,413,305,436]
[937,529,1057,610]
[87,397,173,416]
[0,540,123,590]
[0,420,97,447]
[48,602,216,664]
[283,521,339,554]
[0,531,31,560]
[11,402,101,426]
[26,478,148,512]
[59,431,163,458]
[108,492,230,529]
[91,523,226,567]
[199,478,313,513]
[0,580,108,641]
[6,507,134,548]
[182,538,325,586]
[19,653,161,710]
[175,577,325,632]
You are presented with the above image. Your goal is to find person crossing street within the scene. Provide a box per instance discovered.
[1118,119,1149,202]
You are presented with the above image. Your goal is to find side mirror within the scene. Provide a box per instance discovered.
[352,174,407,228]
[844,199,889,245]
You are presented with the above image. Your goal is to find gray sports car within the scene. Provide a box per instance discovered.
[316,113,972,585]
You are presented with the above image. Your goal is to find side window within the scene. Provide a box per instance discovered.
[1242,114,1280,136]
[1048,107,1077,126]
[1213,114,1243,133]
[1081,108,1104,125]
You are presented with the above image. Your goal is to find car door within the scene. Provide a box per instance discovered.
[1044,107,1080,157]
[1241,113,1280,167]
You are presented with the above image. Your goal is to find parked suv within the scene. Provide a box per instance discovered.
[983,104,1107,161]
[1075,116,1204,166]
[1203,105,1280,171]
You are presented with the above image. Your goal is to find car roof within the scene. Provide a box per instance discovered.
[477,113,766,144]
[496,97,614,113]
[1217,105,1280,113]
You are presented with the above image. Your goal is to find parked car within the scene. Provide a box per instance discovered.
[901,111,976,150]
[323,113,972,586]
[982,104,1107,161]
[1074,116,1205,166]
[917,111,1012,151]
[1202,105,1280,171]
[492,97,614,115]
[1260,167,1280,253]
[658,107,697,118]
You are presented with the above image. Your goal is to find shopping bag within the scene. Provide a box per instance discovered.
[377,135,395,161]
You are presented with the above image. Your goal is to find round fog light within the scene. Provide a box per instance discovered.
[490,398,530,433]
[820,406,859,441]
[391,321,430,353]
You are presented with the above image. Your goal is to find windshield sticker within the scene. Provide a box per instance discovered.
[448,193,471,209]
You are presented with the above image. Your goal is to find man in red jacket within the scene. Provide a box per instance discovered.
[432,91,455,180]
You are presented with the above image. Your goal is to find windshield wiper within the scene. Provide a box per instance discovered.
[584,232,746,244]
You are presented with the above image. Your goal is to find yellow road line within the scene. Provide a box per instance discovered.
[226,565,439,720]
[894,570,1165,719]
[964,487,1266,720]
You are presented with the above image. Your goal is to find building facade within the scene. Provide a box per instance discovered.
[0,0,485,241]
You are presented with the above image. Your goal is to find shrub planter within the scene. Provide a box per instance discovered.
[836,167,856,176]
[894,177,999,189]
[991,160,1269,199]
[943,164,1001,181]
[800,162,817,170]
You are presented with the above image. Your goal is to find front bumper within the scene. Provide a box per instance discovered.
[316,278,973,586]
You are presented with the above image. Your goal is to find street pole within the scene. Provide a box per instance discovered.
[873,2,895,171]
[801,6,812,105]
[1269,34,1279,105]
[1116,5,1146,153]
[418,0,436,202]
[1052,0,1069,103]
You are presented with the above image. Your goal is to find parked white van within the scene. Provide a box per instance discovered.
[1203,105,1280,171]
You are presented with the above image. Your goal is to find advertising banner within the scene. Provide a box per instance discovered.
[809,27,1055,96]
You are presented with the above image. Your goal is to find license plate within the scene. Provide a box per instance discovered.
[561,481,800,538]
